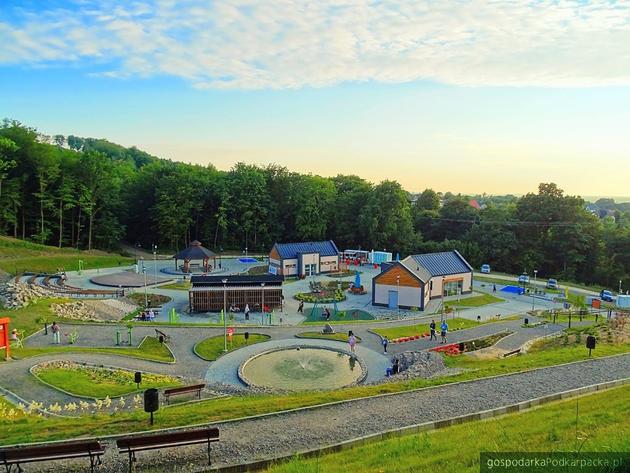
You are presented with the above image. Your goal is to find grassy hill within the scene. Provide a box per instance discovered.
[0,236,133,275]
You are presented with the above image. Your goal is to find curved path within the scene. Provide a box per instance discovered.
[13,354,630,472]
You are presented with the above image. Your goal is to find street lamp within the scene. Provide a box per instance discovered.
[396,275,400,320]
[142,267,148,308]
[620,280,623,295]
[261,282,265,325]
[441,276,446,322]
[152,244,158,282]
[222,278,228,352]
[533,269,538,286]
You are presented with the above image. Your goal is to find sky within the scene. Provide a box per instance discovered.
[1,0,630,196]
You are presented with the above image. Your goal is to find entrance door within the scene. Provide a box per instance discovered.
[388,290,398,309]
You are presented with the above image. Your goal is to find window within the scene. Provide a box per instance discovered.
[304,263,317,276]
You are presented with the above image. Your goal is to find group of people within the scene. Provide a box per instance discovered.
[429,319,450,344]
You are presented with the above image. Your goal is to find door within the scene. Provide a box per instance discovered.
[388,290,398,309]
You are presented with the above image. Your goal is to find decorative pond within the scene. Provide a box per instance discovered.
[239,347,366,391]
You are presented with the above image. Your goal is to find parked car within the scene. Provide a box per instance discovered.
[600,290,615,302]
[480,264,491,274]
[518,274,530,284]
[546,278,559,290]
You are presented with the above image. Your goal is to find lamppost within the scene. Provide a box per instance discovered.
[396,275,400,320]
[441,276,445,322]
[261,282,265,325]
[620,280,623,295]
[533,269,538,286]
[222,278,228,352]
[142,267,148,308]
[532,269,538,312]
[152,244,158,281]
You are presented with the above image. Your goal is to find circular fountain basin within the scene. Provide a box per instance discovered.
[239,346,367,391]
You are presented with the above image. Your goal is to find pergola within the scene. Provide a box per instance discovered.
[174,240,216,273]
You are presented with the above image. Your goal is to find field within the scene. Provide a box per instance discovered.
[265,385,630,473]
[0,236,132,275]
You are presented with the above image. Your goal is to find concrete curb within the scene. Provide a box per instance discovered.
[211,378,630,472]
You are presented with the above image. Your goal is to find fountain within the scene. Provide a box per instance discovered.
[239,346,367,391]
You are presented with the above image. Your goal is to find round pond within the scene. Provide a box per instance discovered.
[239,347,366,391]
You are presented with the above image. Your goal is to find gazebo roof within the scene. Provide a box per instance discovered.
[174,241,215,260]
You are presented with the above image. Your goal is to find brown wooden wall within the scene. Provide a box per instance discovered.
[190,288,283,312]
[269,246,281,261]
[374,266,421,288]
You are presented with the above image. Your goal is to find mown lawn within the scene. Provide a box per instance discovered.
[10,336,174,363]
[2,340,628,445]
[372,317,481,339]
[157,281,191,291]
[193,333,270,361]
[264,385,630,473]
[296,332,362,343]
[449,293,504,308]
[1,298,73,337]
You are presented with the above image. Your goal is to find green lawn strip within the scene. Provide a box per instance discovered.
[2,255,133,275]
[264,385,630,473]
[2,341,628,445]
[304,308,374,323]
[448,293,504,308]
[372,317,481,340]
[296,332,362,343]
[194,333,270,361]
[0,298,79,337]
[157,281,191,291]
[10,336,174,363]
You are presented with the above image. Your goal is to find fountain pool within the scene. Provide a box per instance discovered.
[239,346,366,391]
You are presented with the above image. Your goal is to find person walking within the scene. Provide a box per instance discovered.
[51,321,60,344]
[440,320,449,344]
[297,301,304,314]
[429,319,437,341]
[348,330,357,354]
[382,336,389,354]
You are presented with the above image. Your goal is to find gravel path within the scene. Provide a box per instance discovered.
[12,354,630,472]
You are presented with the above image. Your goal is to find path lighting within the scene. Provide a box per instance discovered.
[441,276,446,322]
[152,244,158,281]
[222,278,228,352]
[261,282,266,325]
[396,275,400,320]
[142,267,148,308]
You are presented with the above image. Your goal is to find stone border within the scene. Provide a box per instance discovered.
[213,377,630,472]
[294,333,363,343]
[28,359,185,400]
[192,333,271,362]
[238,345,368,391]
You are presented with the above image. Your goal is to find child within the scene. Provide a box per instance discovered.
[348,330,357,354]
[51,321,60,344]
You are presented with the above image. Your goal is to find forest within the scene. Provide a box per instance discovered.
[0,119,629,289]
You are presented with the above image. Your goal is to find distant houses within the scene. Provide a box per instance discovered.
[268,240,340,277]
[372,250,473,311]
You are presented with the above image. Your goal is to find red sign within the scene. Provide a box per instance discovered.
[227,327,234,337]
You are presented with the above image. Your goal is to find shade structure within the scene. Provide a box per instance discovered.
[174,240,216,273]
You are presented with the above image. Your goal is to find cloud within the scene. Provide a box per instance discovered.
[1,0,629,89]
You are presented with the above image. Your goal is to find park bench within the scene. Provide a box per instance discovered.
[0,440,105,473]
[116,427,219,472]
[163,383,205,404]
[154,328,170,343]
[502,348,521,358]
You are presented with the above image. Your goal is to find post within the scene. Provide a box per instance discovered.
[568,312,572,329]
[261,282,265,324]
[620,280,623,295]
[222,278,228,352]
[143,268,148,308]
[534,269,538,287]
[153,244,158,282]
[441,276,445,322]
[396,275,400,320]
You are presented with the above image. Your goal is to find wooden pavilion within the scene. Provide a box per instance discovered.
[189,274,284,312]
[174,240,216,273]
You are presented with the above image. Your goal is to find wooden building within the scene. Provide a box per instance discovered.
[268,241,339,277]
[174,240,216,273]
[189,274,284,312]
[372,250,473,311]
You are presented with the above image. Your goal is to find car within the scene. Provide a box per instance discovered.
[480,264,491,274]
[518,274,530,284]
[546,278,559,290]
[600,290,615,302]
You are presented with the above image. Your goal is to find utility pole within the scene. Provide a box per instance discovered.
[222,278,228,352]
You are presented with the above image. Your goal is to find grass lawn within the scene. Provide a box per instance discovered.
[1,341,628,445]
[194,333,270,361]
[264,385,630,473]
[372,317,481,339]
[33,362,182,398]
[296,332,362,343]
[10,336,175,363]
[1,297,74,337]
[448,293,504,308]
[158,281,191,290]
[304,308,375,323]
[0,396,26,419]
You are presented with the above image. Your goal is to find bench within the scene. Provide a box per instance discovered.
[502,348,521,358]
[1,440,105,473]
[154,329,170,343]
[117,427,219,472]
[164,384,205,404]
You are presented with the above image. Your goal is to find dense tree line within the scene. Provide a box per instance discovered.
[1,119,629,289]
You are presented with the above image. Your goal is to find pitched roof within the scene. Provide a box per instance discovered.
[174,241,215,260]
[374,261,428,284]
[406,250,473,277]
[274,240,339,259]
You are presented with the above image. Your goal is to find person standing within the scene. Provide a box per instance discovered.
[348,330,357,354]
[244,303,250,321]
[298,301,304,314]
[51,321,60,344]
[382,336,389,354]
[429,320,437,341]
[440,320,449,344]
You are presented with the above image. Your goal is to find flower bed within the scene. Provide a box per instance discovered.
[31,360,182,398]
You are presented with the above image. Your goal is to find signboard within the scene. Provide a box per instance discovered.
[268,265,278,275]
[0,317,10,360]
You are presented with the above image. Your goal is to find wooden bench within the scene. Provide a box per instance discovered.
[1,440,105,473]
[154,329,170,343]
[117,427,219,472]
[502,348,521,358]
[164,384,205,404]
